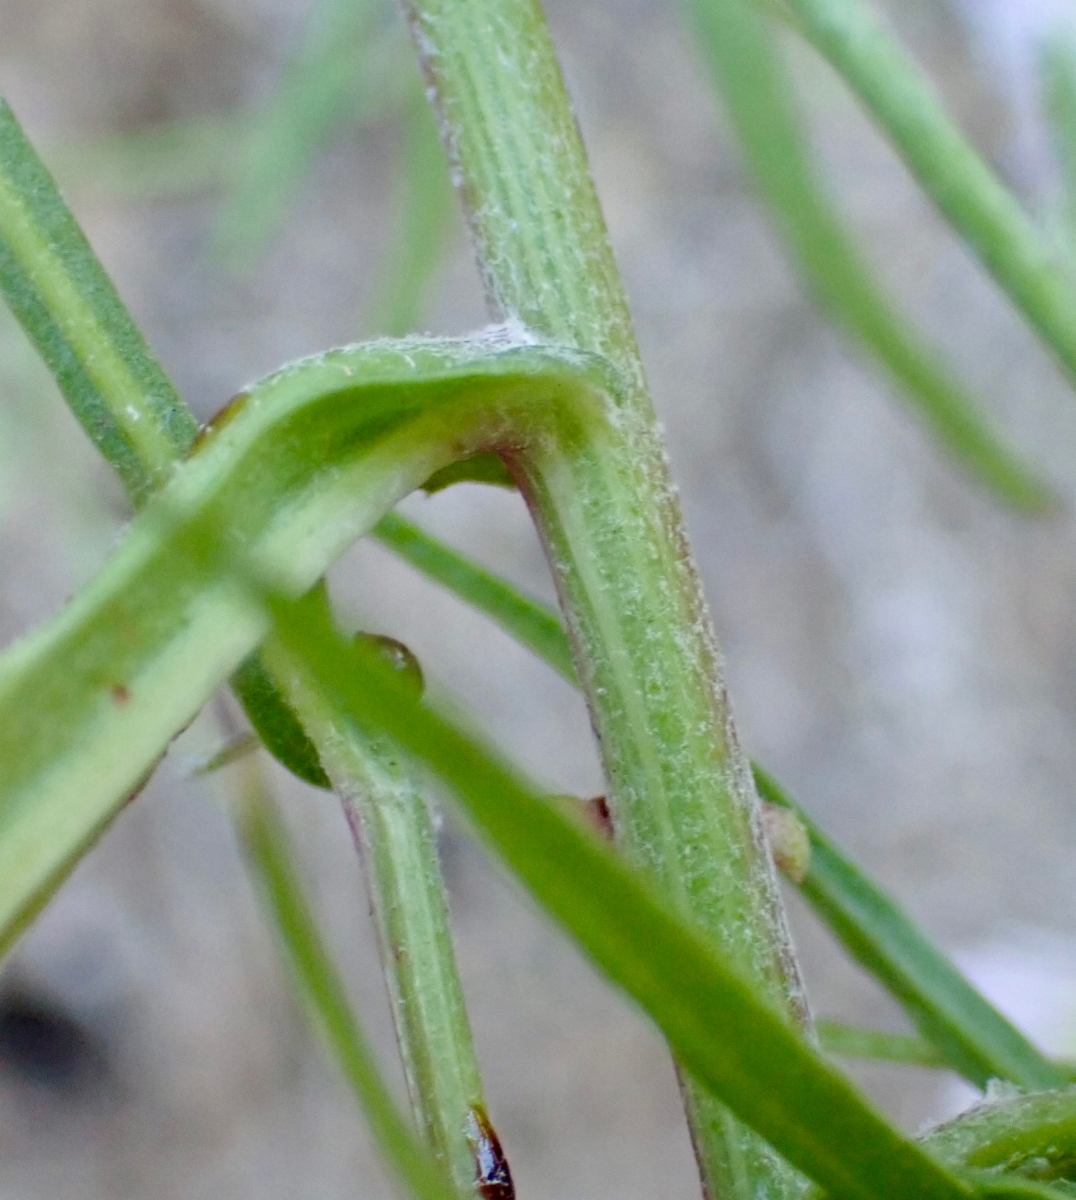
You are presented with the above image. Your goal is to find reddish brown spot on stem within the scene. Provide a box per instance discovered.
[467,1105,514,1200]
[110,683,130,706]
[760,802,811,884]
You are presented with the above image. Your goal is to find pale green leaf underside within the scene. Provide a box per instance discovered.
[0,333,613,954]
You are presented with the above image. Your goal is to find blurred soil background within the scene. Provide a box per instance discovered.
[0,0,1075,1195]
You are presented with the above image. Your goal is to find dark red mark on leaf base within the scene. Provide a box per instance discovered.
[467,1105,514,1200]
[110,683,130,706]
[189,392,249,454]
[584,795,614,840]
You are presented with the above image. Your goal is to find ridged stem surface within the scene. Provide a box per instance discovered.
[403,1,811,1194]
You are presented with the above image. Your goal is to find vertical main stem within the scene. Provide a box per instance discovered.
[403,1,810,1196]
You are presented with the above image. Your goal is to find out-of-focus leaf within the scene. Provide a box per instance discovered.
[676,0,1053,512]
[1044,35,1076,256]
[47,116,245,201]
[817,1020,948,1068]
[367,98,458,336]
[211,0,406,269]
[780,0,1076,399]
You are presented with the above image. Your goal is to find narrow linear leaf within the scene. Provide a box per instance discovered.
[1044,35,1076,257]
[373,511,578,683]
[233,758,463,1200]
[819,1021,1076,1078]
[779,0,1076,393]
[817,1020,949,1068]
[0,98,197,501]
[268,590,974,1200]
[677,0,1052,512]
[754,767,1068,1091]
[46,115,247,202]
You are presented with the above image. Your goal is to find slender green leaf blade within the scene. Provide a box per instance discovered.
[373,511,577,683]
[47,115,246,202]
[1044,35,1076,256]
[211,0,387,269]
[0,97,197,501]
[817,1020,948,1068]
[755,767,1068,1091]
[368,98,457,337]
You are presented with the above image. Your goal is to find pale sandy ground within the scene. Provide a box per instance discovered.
[0,0,1075,1196]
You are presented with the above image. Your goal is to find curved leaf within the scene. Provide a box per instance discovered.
[0,334,613,953]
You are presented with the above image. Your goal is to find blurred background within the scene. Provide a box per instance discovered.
[0,0,1075,1194]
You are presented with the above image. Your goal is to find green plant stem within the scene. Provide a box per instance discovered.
[405,0,813,1195]
[754,767,1068,1092]
[677,0,1051,513]
[778,0,1076,395]
[260,618,486,1196]
[232,753,462,1200]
